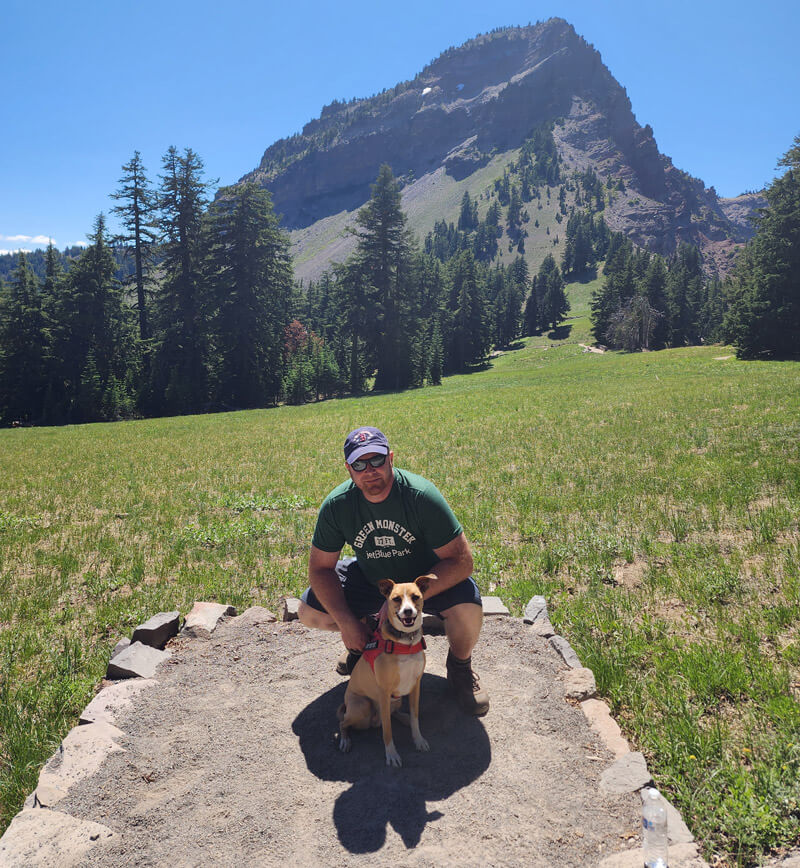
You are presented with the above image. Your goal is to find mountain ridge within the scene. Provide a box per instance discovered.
[238,19,762,280]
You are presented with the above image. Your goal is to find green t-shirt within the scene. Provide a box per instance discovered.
[311,468,463,585]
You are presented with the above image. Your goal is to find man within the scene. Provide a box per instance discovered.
[298,426,489,715]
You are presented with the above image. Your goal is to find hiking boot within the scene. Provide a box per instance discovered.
[446,651,490,716]
[335,649,362,676]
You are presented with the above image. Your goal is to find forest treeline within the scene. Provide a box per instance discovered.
[1,133,797,426]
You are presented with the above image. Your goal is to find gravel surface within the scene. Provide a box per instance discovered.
[58,616,641,867]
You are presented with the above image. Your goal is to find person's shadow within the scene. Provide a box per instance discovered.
[292,673,491,853]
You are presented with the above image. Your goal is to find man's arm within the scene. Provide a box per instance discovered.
[308,545,372,651]
[425,532,474,598]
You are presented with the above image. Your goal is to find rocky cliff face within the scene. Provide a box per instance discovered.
[239,18,761,274]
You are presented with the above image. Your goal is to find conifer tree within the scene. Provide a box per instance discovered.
[111,151,157,342]
[151,147,212,414]
[0,253,48,423]
[538,254,569,330]
[205,182,293,408]
[351,164,415,391]
[725,134,800,358]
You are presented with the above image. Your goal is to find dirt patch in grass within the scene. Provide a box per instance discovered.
[612,557,647,589]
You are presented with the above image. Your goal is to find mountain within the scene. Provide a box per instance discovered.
[238,19,762,282]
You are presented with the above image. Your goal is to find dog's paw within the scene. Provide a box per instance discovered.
[338,734,352,753]
[385,744,402,767]
[414,735,430,752]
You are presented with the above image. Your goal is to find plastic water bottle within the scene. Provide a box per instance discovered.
[642,787,668,868]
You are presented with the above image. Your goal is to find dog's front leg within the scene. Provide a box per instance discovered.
[379,692,402,767]
[408,679,429,752]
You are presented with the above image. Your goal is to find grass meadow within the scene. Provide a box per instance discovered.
[1,290,799,864]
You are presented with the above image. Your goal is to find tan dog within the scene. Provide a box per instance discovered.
[337,576,432,767]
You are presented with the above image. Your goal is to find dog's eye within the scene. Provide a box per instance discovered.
[411,594,420,603]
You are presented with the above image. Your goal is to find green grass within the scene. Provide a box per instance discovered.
[1,315,799,864]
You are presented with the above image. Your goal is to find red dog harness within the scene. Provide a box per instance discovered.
[362,631,426,673]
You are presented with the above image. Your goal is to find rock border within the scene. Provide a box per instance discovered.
[0,594,718,866]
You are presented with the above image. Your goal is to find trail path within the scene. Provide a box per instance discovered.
[6,615,709,867]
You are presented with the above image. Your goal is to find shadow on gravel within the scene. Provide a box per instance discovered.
[292,672,491,853]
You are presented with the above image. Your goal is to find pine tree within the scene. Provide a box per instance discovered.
[538,254,569,330]
[205,182,293,408]
[0,253,48,423]
[111,151,157,342]
[351,164,415,391]
[151,147,212,414]
[725,135,800,358]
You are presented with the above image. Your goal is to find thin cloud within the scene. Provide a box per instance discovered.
[0,248,33,255]
[0,234,54,245]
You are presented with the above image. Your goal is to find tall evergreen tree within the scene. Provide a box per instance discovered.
[205,182,294,408]
[0,253,48,423]
[538,254,569,330]
[724,134,800,358]
[151,147,212,414]
[351,164,415,391]
[51,215,135,422]
[111,151,157,342]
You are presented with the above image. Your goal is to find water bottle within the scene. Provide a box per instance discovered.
[642,786,668,868]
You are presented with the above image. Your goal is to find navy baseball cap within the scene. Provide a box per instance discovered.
[344,427,390,463]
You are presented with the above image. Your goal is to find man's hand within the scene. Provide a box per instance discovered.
[339,615,373,652]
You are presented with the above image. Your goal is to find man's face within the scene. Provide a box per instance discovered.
[346,450,394,502]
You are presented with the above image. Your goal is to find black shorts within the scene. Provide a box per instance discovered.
[301,557,482,619]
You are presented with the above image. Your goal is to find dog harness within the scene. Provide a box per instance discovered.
[362,631,426,673]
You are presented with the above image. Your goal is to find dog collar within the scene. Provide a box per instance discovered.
[362,630,426,673]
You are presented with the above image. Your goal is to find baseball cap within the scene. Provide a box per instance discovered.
[344,427,390,463]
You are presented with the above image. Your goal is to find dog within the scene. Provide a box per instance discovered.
[337,575,432,767]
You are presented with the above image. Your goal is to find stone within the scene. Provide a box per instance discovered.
[110,637,130,659]
[79,678,157,726]
[131,610,180,649]
[598,842,709,867]
[600,751,652,794]
[663,795,695,844]
[282,596,301,622]
[548,634,583,668]
[523,595,548,624]
[481,596,510,616]
[529,617,555,637]
[182,602,237,638]
[35,721,126,805]
[230,606,278,627]
[0,808,115,866]
[106,642,171,679]
[580,698,631,759]
[31,782,67,808]
[564,666,596,700]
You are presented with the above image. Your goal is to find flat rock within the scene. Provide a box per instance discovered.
[664,795,695,844]
[600,751,652,794]
[131,611,180,649]
[523,595,548,623]
[581,698,631,759]
[598,842,709,867]
[110,637,130,659]
[549,634,583,668]
[481,595,510,615]
[79,678,157,726]
[182,602,237,638]
[282,596,301,622]
[564,666,597,700]
[106,642,171,679]
[230,606,278,627]
[0,808,115,866]
[36,721,126,806]
[529,616,555,637]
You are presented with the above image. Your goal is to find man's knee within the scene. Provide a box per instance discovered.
[440,602,483,637]
[298,600,337,630]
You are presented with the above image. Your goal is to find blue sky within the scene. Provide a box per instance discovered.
[2,0,798,254]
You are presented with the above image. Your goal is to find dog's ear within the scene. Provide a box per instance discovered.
[378,579,395,598]
[415,574,434,594]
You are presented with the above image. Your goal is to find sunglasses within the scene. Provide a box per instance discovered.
[349,454,388,472]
